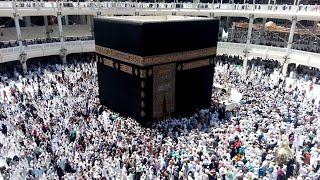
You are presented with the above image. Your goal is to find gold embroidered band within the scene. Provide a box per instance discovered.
[140,70,147,78]
[120,64,133,74]
[103,58,113,68]
[96,45,143,66]
[182,59,210,70]
[96,45,216,67]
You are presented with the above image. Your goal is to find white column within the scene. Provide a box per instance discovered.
[24,16,32,27]
[79,15,87,24]
[226,17,231,28]
[61,56,67,64]
[14,13,27,73]
[14,13,23,52]
[260,18,267,44]
[243,57,248,71]
[87,15,92,26]
[87,15,95,39]
[246,15,254,45]
[309,20,317,47]
[230,23,235,41]
[21,61,27,73]
[312,20,317,33]
[243,14,254,70]
[282,16,297,76]
[57,12,67,64]
[64,15,69,26]
[57,12,65,49]
[273,0,277,11]
[218,16,223,40]
[44,16,50,39]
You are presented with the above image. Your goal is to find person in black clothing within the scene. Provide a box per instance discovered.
[208,169,218,180]
[56,165,64,180]
[65,159,76,173]
[1,124,7,136]
[34,135,41,146]
[286,158,295,178]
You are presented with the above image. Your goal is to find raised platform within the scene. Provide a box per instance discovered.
[212,83,241,111]
[212,100,239,111]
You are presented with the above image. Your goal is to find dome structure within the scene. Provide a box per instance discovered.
[265,21,276,28]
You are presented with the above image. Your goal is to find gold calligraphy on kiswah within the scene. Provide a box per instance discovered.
[96,45,216,67]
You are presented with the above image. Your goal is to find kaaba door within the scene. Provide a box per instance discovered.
[153,63,176,118]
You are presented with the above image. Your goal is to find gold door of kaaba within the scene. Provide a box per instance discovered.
[153,63,176,118]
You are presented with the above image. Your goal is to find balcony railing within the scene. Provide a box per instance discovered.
[0,40,95,63]
[217,42,320,68]
[0,40,319,69]
[0,1,317,14]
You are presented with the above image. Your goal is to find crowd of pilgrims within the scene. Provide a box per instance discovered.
[0,54,320,180]
[0,36,93,49]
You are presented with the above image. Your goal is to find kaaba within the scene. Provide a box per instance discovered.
[94,16,219,125]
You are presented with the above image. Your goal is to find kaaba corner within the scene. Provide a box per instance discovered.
[94,16,219,125]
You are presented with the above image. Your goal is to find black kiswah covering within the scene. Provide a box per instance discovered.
[95,16,219,124]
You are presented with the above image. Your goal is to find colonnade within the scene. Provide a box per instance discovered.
[241,14,301,77]
[10,13,96,73]
[4,1,320,76]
